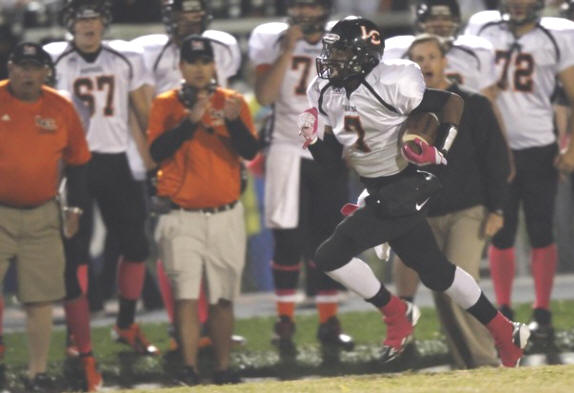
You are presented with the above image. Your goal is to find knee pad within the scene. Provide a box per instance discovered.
[418,260,456,292]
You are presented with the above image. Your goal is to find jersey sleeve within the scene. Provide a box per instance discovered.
[238,94,258,139]
[129,50,154,92]
[147,94,174,145]
[306,76,331,125]
[63,100,91,166]
[464,10,500,36]
[392,62,426,115]
[556,30,574,72]
[248,23,284,67]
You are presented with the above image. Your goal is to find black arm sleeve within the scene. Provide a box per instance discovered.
[65,163,89,210]
[150,118,197,162]
[225,118,260,160]
[412,88,451,114]
[471,95,510,212]
[308,132,344,171]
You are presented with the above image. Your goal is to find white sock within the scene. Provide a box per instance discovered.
[444,266,481,309]
[326,257,381,299]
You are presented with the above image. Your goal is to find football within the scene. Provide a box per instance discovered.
[400,112,440,153]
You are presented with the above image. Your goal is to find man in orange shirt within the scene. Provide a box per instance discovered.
[0,42,91,391]
[148,35,258,386]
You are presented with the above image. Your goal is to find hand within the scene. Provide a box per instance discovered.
[298,107,318,148]
[282,25,303,53]
[187,91,211,123]
[401,136,447,166]
[483,212,504,238]
[63,207,82,239]
[554,149,574,173]
[223,93,243,120]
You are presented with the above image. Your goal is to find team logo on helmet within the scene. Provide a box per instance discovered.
[316,18,384,88]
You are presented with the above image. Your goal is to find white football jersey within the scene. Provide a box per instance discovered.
[465,12,574,149]
[44,40,152,154]
[307,60,426,178]
[383,34,497,92]
[249,22,326,158]
[131,30,241,95]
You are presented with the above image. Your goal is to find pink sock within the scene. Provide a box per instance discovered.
[156,260,175,324]
[198,280,208,324]
[77,265,88,295]
[117,259,145,300]
[531,244,557,309]
[488,246,515,307]
[64,296,92,355]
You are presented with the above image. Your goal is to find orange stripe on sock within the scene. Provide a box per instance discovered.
[277,302,295,319]
[317,302,338,324]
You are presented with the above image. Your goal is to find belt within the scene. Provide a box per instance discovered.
[170,201,237,214]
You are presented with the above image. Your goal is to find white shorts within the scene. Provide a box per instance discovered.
[156,202,246,302]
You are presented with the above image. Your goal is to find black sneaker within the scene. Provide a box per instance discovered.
[271,315,297,357]
[24,373,55,393]
[175,366,200,386]
[499,305,515,321]
[527,308,556,352]
[213,369,242,385]
[317,316,355,351]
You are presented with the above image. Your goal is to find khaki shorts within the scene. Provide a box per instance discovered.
[0,200,65,303]
[156,202,246,302]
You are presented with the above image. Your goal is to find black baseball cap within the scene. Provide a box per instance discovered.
[9,42,53,67]
[180,35,214,63]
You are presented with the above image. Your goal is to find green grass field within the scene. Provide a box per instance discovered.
[115,365,574,393]
[1,300,574,392]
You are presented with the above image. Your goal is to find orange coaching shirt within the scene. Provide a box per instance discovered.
[0,80,91,207]
[148,87,257,209]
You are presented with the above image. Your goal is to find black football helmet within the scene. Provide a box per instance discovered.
[60,0,112,32]
[500,0,545,26]
[415,0,461,38]
[316,18,384,88]
[561,0,574,20]
[287,0,333,35]
[162,0,212,39]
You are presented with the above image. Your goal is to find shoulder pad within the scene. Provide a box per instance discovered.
[203,29,238,46]
[43,41,71,58]
[540,17,574,31]
[130,34,170,49]
[453,34,494,51]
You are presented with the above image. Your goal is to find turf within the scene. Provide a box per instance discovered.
[1,300,573,391]
[114,365,574,393]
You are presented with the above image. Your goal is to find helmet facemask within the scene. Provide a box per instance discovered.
[287,1,331,35]
[60,0,112,33]
[416,2,461,39]
[162,0,211,41]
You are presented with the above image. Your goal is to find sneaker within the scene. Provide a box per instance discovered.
[23,373,55,393]
[175,366,200,386]
[111,324,160,355]
[527,308,555,351]
[271,315,297,357]
[496,322,531,367]
[381,301,421,363]
[80,355,102,392]
[66,333,80,358]
[317,316,355,351]
[499,305,514,321]
[213,369,242,385]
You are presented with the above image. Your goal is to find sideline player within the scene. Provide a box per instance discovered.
[302,17,530,367]
[44,0,159,363]
[249,0,353,355]
[465,0,574,346]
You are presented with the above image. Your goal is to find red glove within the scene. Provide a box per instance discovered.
[298,107,319,149]
[401,136,447,166]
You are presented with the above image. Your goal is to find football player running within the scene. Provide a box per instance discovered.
[44,1,159,385]
[465,0,574,347]
[248,0,353,356]
[131,0,244,353]
[302,17,530,367]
